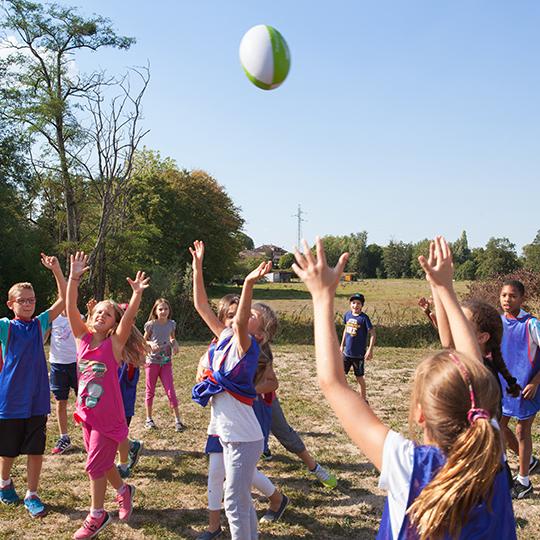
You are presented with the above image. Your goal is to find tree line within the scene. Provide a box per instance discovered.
[277,230,540,281]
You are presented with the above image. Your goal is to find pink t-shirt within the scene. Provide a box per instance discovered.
[74,333,128,443]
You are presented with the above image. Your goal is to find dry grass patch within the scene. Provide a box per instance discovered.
[1,344,539,538]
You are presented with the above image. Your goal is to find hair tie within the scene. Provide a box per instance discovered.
[467,408,490,425]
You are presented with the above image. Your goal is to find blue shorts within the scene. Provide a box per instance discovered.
[50,362,78,401]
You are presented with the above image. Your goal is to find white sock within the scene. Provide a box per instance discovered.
[310,463,320,473]
[60,433,69,439]
[118,463,128,471]
[90,508,104,517]
[0,478,11,488]
[517,474,530,486]
[25,490,38,499]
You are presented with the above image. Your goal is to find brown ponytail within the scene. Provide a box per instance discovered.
[407,351,503,540]
[462,300,521,397]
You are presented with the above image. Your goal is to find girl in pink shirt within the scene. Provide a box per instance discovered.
[67,251,149,540]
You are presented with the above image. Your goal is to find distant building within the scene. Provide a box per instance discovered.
[266,271,293,283]
[239,244,288,268]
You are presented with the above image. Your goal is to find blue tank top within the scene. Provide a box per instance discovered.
[500,312,540,419]
[377,445,516,539]
[0,314,51,419]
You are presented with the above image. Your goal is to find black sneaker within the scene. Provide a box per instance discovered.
[127,439,143,470]
[512,479,533,500]
[261,449,273,461]
[530,456,540,475]
[260,494,289,523]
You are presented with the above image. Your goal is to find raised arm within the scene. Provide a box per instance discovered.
[189,240,226,338]
[233,260,273,356]
[67,252,91,339]
[418,237,480,362]
[114,271,150,351]
[429,286,454,349]
[293,238,389,470]
[40,253,66,322]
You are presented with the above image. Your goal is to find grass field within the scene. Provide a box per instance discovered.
[2,342,540,539]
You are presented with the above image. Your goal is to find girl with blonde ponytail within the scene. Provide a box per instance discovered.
[293,236,516,540]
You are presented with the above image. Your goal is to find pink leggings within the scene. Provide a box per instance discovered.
[145,362,179,409]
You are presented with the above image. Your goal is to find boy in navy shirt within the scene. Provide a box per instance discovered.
[0,254,66,518]
[340,293,375,400]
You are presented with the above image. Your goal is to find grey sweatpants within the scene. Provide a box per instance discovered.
[270,396,306,454]
[222,439,264,540]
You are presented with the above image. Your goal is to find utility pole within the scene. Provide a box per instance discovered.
[293,204,306,248]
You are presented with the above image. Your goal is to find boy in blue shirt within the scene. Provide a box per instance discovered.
[340,293,375,400]
[0,254,66,518]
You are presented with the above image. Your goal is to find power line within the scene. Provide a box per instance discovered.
[292,204,306,249]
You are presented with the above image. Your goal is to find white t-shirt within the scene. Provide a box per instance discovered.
[207,328,263,443]
[49,315,77,365]
[378,430,415,540]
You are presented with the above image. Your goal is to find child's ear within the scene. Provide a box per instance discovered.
[478,331,490,346]
[6,300,14,311]
[414,403,425,426]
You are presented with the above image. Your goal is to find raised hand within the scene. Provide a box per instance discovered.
[86,298,97,315]
[418,236,454,287]
[245,260,273,284]
[418,297,431,313]
[40,253,61,272]
[70,251,90,279]
[189,240,205,269]
[292,237,349,297]
[127,271,150,294]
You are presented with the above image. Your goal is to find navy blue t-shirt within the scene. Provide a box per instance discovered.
[343,311,372,358]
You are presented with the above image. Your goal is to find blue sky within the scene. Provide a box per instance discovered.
[56,0,539,252]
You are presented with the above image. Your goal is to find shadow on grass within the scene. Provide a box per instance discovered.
[209,284,312,301]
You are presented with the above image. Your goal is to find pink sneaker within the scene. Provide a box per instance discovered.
[116,484,135,521]
[73,511,111,539]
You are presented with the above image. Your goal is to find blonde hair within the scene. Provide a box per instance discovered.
[147,298,172,321]
[8,282,34,300]
[252,302,278,345]
[91,300,148,368]
[407,351,502,540]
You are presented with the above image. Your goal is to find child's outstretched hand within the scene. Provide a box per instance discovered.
[127,271,150,294]
[41,253,61,273]
[189,240,205,269]
[70,251,90,279]
[245,260,273,283]
[86,298,97,315]
[292,237,349,297]
[418,297,432,313]
[418,236,454,287]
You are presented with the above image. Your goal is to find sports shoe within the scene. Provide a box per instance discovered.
[73,511,111,539]
[175,420,186,432]
[196,528,223,540]
[261,449,273,461]
[116,484,135,521]
[530,456,540,475]
[128,439,143,469]
[311,464,338,489]
[52,436,72,455]
[145,418,157,429]
[117,464,131,479]
[24,495,46,518]
[0,480,20,504]
[260,493,289,523]
[512,479,533,500]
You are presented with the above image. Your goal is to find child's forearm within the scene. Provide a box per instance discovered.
[431,286,453,348]
[123,290,143,326]
[236,279,254,329]
[433,283,480,360]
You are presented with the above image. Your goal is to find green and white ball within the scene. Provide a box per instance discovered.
[239,25,291,90]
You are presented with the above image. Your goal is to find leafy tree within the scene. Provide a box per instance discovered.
[523,231,540,273]
[0,0,135,243]
[410,239,431,279]
[278,252,295,269]
[454,259,477,281]
[365,244,385,278]
[235,231,255,251]
[320,235,348,267]
[346,231,368,277]
[383,240,413,278]
[475,237,520,279]
[452,230,471,265]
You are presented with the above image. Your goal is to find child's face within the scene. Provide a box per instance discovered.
[92,302,116,333]
[350,300,363,314]
[7,288,36,320]
[156,302,170,320]
[223,303,238,328]
[247,309,264,341]
[500,285,523,316]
